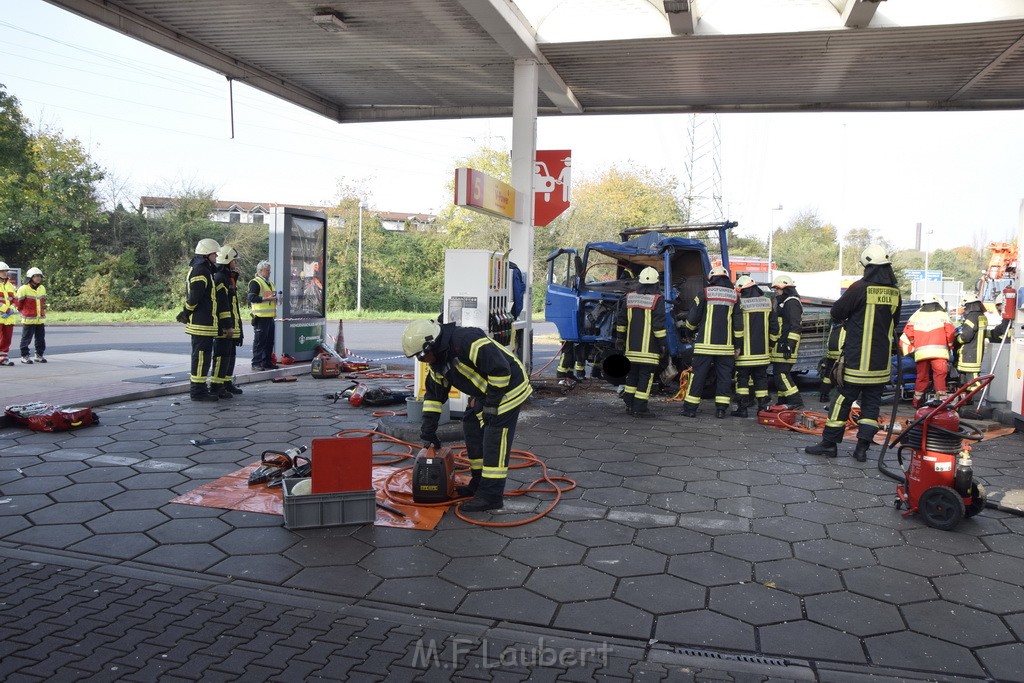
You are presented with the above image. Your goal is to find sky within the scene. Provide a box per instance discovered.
[2,0,1023,253]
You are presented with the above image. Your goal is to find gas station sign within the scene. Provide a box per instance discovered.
[454,167,519,220]
[534,149,571,227]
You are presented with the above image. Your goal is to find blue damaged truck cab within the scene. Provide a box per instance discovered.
[545,223,737,378]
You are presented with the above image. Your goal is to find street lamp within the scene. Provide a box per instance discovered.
[356,200,367,314]
[767,205,783,283]
[923,227,933,274]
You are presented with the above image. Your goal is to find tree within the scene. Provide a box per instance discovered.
[0,85,32,254]
[772,210,838,271]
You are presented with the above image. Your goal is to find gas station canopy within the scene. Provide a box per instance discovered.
[42,0,1024,123]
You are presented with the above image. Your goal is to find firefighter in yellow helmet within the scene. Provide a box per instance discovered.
[177,238,222,401]
[0,261,16,366]
[730,275,778,417]
[770,275,804,409]
[403,317,532,513]
[681,265,741,418]
[614,266,667,417]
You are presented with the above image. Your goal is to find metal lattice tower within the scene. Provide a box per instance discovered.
[683,114,723,223]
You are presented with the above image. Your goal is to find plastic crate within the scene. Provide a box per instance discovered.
[282,478,375,529]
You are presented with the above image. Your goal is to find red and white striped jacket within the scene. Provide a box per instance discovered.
[899,307,954,361]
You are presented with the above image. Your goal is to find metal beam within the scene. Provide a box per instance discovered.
[455,0,583,114]
[42,0,347,123]
[840,0,886,29]
[660,0,699,36]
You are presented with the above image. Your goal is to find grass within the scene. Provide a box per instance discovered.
[45,309,446,324]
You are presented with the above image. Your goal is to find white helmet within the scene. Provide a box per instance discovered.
[735,275,756,290]
[962,294,981,305]
[195,238,221,255]
[638,267,659,284]
[216,246,238,265]
[26,267,43,278]
[0,261,8,270]
[772,275,795,288]
[708,266,729,280]
[920,294,941,306]
[402,319,442,358]
[859,244,890,267]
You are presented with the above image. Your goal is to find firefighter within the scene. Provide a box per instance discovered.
[990,280,1016,341]
[211,246,244,398]
[730,275,777,417]
[818,321,845,403]
[680,266,740,419]
[17,267,47,363]
[955,294,988,391]
[403,318,532,512]
[555,341,586,383]
[248,261,279,370]
[0,262,16,366]
[806,245,902,461]
[614,266,667,418]
[177,238,221,401]
[770,275,804,409]
[899,294,955,407]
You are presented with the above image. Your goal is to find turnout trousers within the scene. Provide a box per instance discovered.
[462,402,520,499]
[735,364,769,404]
[252,317,275,367]
[684,353,735,408]
[190,336,214,387]
[623,361,657,413]
[821,381,885,445]
[212,338,237,386]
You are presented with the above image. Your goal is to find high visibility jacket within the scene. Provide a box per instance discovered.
[614,287,667,365]
[899,306,954,361]
[824,321,846,360]
[684,280,739,356]
[423,324,532,417]
[248,275,276,317]
[832,268,901,385]
[0,280,17,326]
[183,255,218,337]
[770,292,803,363]
[956,305,987,373]
[16,283,46,324]
[213,265,241,339]
[733,288,776,367]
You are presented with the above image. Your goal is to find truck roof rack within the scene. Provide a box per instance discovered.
[619,221,738,240]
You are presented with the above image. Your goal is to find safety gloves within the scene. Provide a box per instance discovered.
[420,411,441,448]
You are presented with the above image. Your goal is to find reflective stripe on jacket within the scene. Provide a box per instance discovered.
[956,308,987,373]
[685,284,739,356]
[249,275,276,317]
[183,256,218,337]
[770,294,803,363]
[832,278,901,385]
[16,283,46,324]
[615,290,667,365]
[733,293,775,366]
[899,308,954,361]
[0,281,17,326]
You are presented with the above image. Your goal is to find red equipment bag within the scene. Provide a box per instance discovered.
[5,403,98,432]
[757,405,790,428]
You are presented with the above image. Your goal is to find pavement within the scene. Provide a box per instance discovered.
[2,327,1024,682]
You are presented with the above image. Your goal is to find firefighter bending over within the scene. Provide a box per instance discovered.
[403,319,532,512]
[731,275,777,417]
[680,266,740,419]
[806,245,901,461]
[614,266,667,418]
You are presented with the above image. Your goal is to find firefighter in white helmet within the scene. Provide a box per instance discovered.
[680,265,741,418]
[211,246,244,398]
[0,261,16,366]
[16,267,47,363]
[730,275,777,417]
[613,266,667,417]
[769,275,804,409]
[899,294,955,407]
[177,238,222,401]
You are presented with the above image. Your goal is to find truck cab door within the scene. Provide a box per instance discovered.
[545,249,582,340]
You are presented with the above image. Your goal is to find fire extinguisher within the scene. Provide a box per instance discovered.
[348,383,369,407]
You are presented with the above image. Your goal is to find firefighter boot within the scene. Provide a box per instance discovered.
[225,382,244,395]
[819,387,831,403]
[622,393,635,415]
[805,441,838,457]
[215,384,234,399]
[460,478,504,512]
[757,397,772,412]
[190,382,219,402]
[786,393,805,410]
[456,471,481,499]
[680,403,698,418]
[852,438,871,463]
[731,397,752,418]
[715,406,728,419]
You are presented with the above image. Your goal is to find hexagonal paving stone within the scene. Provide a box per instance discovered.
[902,527,987,555]
[69,532,157,559]
[667,552,751,586]
[678,511,749,535]
[649,491,716,514]
[148,517,232,543]
[71,467,137,485]
[749,484,815,505]
[980,533,1024,559]
[119,472,189,490]
[709,582,802,625]
[715,496,785,519]
[615,574,705,614]
[977,643,1024,683]
[86,509,168,534]
[7,523,92,549]
[621,475,688,495]
[874,545,964,577]
[213,527,299,555]
[286,565,381,598]
[607,506,679,528]
[685,480,748,499]
[581,487,649,507]
[0,516,31,538]
[805,592,904,636]
[793,539,875,569]
[655,610,755,652]
[901,600,1015,648]
[366,576,466,611]
[843,566,937,604]
[50,482,124,503]
[932,573,1024,614]
[751,516,826,543]
[503,536,587,568]
[553,598,653,639]
[526,565,615,602]
[19,461,89,476]
[424,529,510,557]
[27,502,110,525]
[659,465,718,482]
[865,631,984,678]
[583,544,666,577]
[959,551,1024,584]
[754,558,843,596]
[714,533,791,563]
[635,526,712,555]
[439,556,531,590]
[106,489,182,511]
[557,519,635,547]
[458,587,557,625]
[787,501,857,524]
[208,554,303,583]
[759,620,866,664]
[358,546,449,578]
[827,521,904,548]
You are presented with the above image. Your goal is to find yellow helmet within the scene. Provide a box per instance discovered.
[772,275,795,288]
[638,267,659,284]
[859,244,890,267]
[708,266,729,279]
[735,275,756,290]
[402,319,442,358]
[216,246,238,265]
[195,238,221,255]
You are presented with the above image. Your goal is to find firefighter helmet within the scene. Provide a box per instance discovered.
[962,294,981,305]
[402,319,442,358]
[26,267,43,278]
[708,266,729,280]
[735,275,756,290]
[772,275,795,288]
[638,267,659,284]
[0,261,8,270]
[216,246,238,265]
[859,244,891,267]
[194,238,221,255]
[920,294,941,306]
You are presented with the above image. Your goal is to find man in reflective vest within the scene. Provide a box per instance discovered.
[177,239,221,401]
[899,294,955,407]
[731,275,777,417]
[403,319,532,512]
[806,245,902,461]
[614,266,667,418]
[955,294,988,393]
[248,260,279,371]
[681,266,741,419]
[770,275,804,409]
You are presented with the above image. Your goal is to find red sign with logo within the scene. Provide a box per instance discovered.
[534,150,571,227]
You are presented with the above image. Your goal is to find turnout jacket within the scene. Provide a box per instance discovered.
[0,279,17,325]
[213,265,242,340]
[423,324,533,418]
[770,286,803,363]
[956,303,987,373]
[684,276,740,356]
[183,255,218,337]
[832,265,902,385]
[16,282,46,324]
[899,303,954,361]
[825,321,846,360]
[733,285,777,367]
[614,284,667,365]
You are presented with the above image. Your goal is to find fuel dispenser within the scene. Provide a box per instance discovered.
[269,207,327,361]
[412,249,514,417]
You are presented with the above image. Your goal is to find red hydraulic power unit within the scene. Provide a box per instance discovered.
[311,434,372,493]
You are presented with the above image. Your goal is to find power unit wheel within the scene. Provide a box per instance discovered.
[964,483,986,518]
[919,486,966,531]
